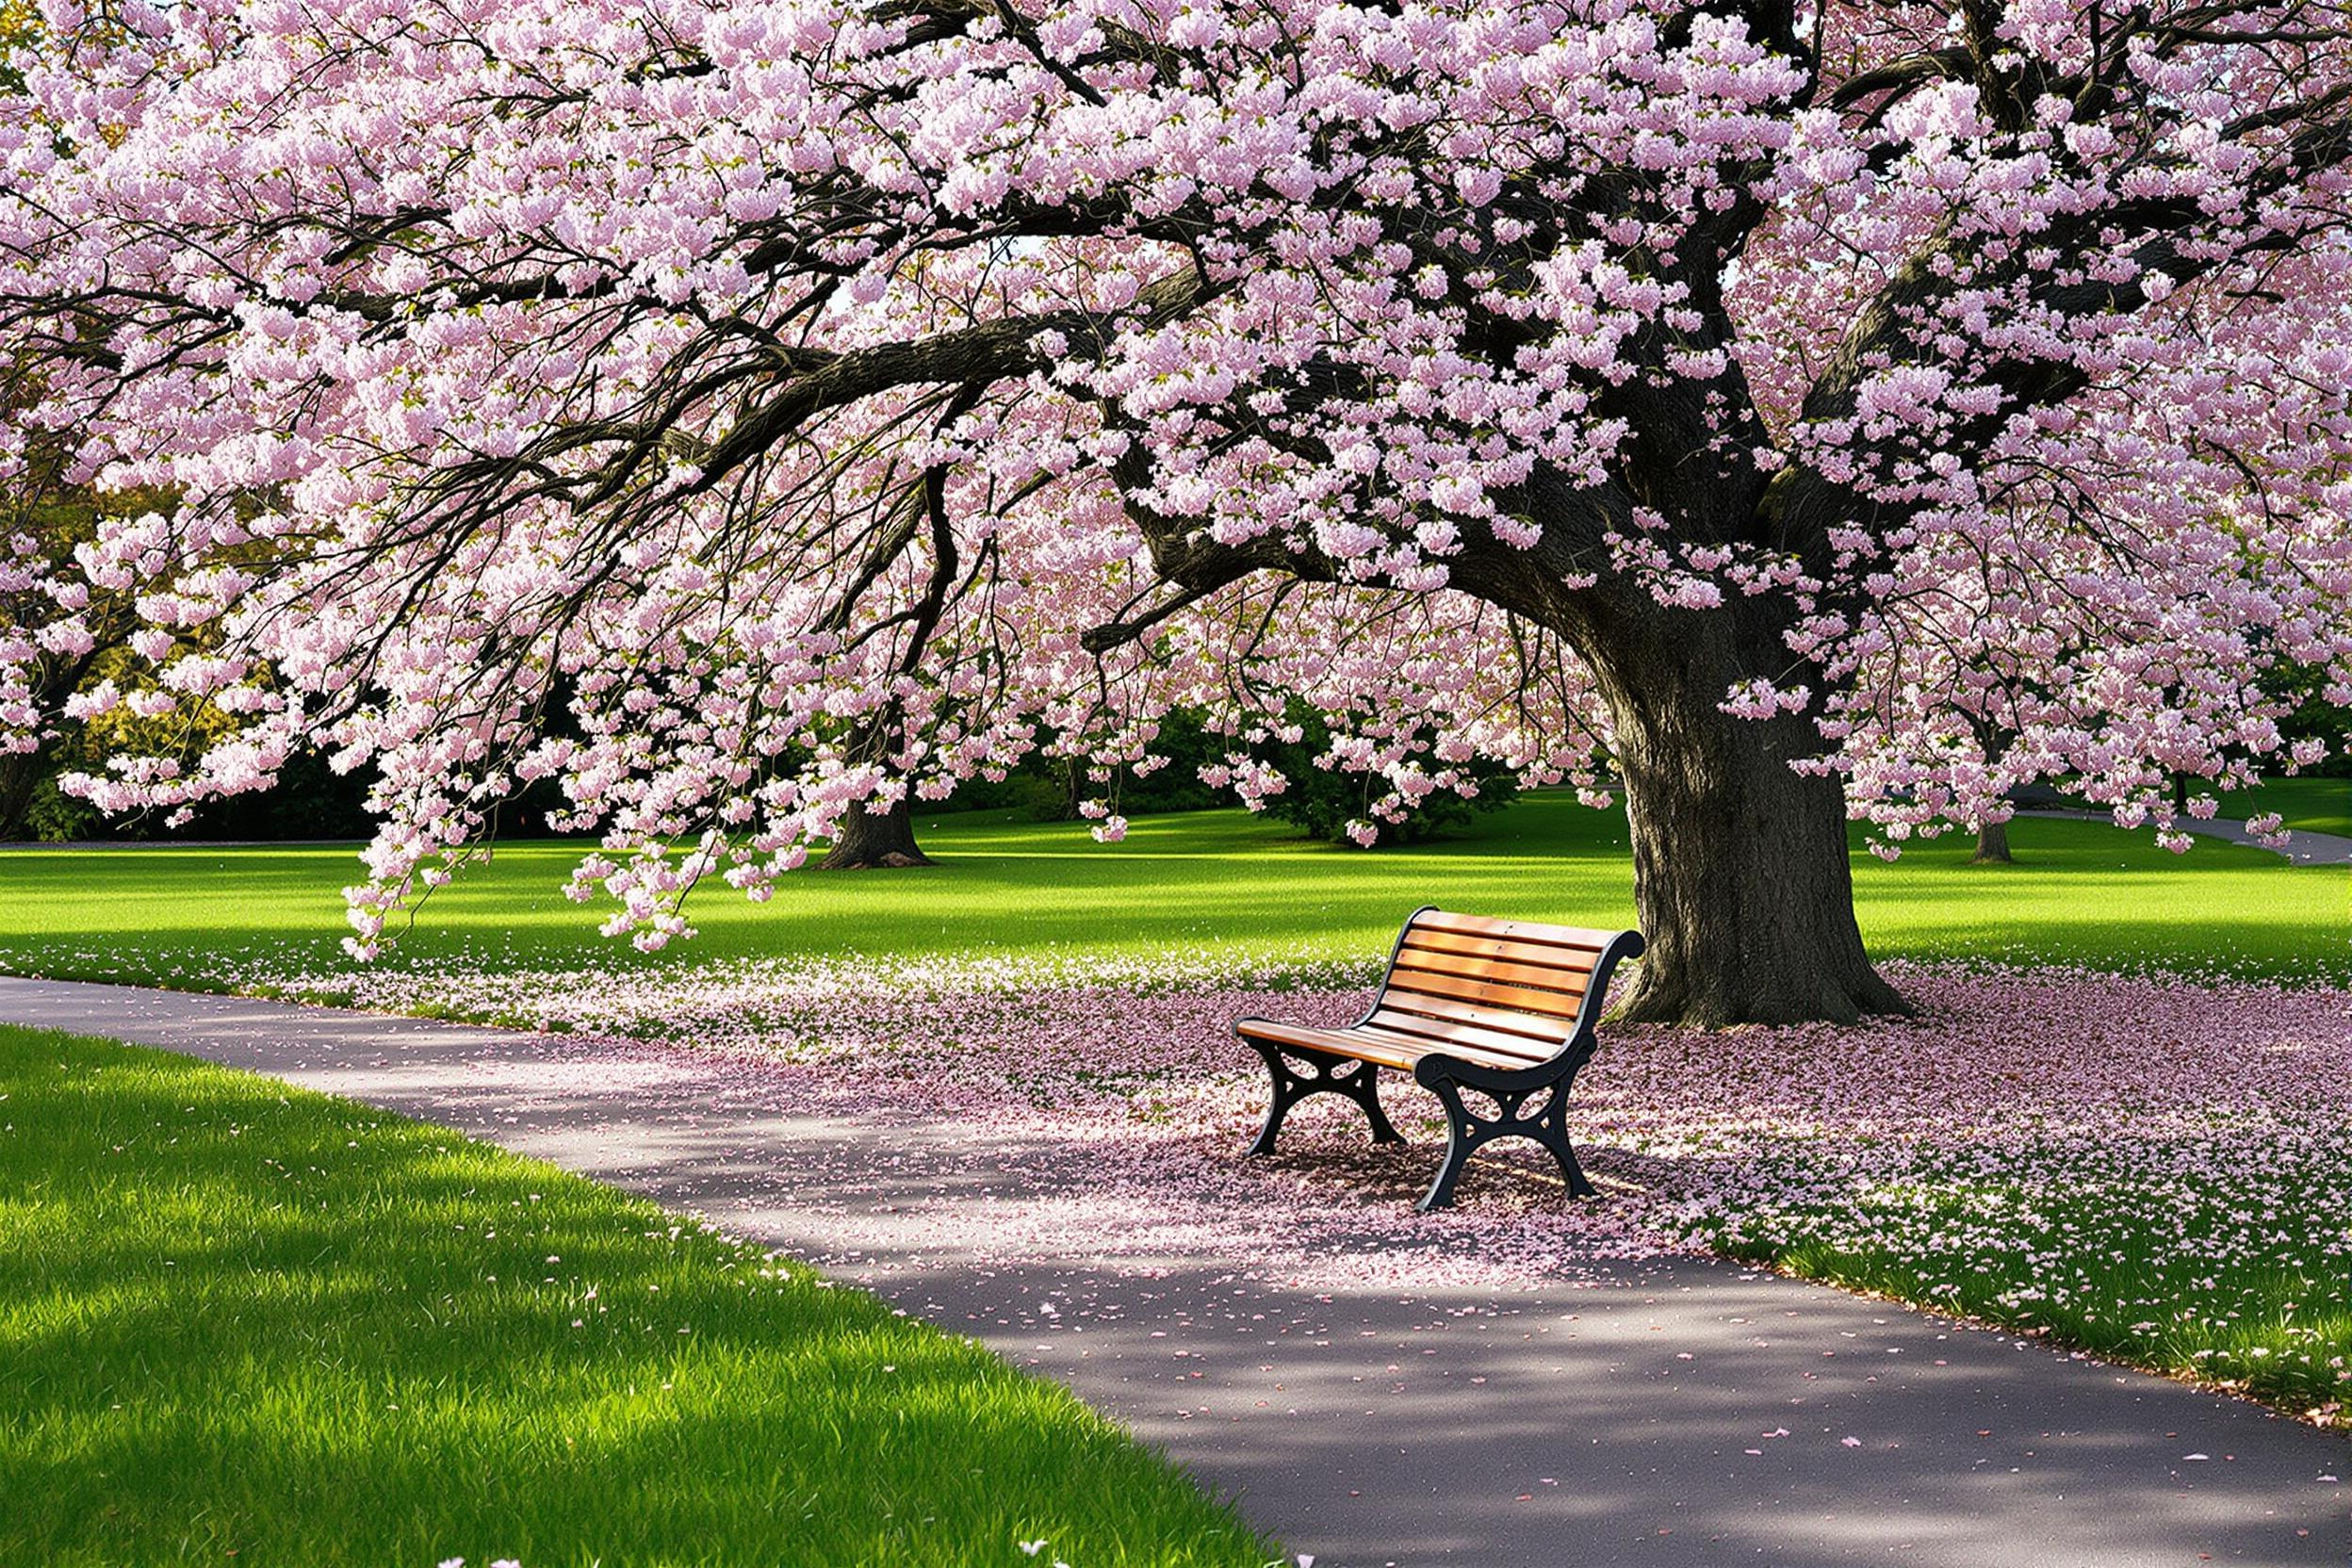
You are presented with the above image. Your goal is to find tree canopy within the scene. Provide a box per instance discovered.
[1,0,2345,1016]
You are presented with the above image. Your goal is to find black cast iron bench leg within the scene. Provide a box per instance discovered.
[1243,1040,1406,1155]
[1419,1074,1595,1212]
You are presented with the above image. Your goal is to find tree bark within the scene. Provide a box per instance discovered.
[1572,601,1909,1026]
[0,747,47,842]
[1972,819,2013,863]
[817,795,934,870]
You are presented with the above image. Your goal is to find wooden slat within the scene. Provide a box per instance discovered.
[1407,909,1616,953]
[1370,990,1571,1047]
[1391,946,1593,998]
[1235,1018,1543,1074]
[1357,1038,1549,1071]
[1235,1018,1423,1069]
[1383,966,1586,1021]
[1350,1025,1552,1071]
[1396,926,1606,976]
[1357,1012,1562,1064]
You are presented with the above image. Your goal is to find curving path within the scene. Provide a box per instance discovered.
[2013,809,2352,865]
[1,975,2344,1567]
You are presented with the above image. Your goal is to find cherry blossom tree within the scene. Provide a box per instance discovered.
[1,0,2346,1021]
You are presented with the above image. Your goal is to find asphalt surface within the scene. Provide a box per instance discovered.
[2,975,2344,1567]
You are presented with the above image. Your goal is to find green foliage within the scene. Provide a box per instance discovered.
[1250,710,1518,845]
[18,774,96,841]
[895,707,1515,838]
[0,389,387,843]
[1097,708,1236,818]
[0,424,196,841]
[0,0,35,93]
[2274,660,2352,777]
[0,1025,1274,1567]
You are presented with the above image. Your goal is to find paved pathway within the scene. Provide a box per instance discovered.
[2015,809,2352,865]
[2,976,2344,1567]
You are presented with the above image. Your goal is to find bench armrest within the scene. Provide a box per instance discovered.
[1411,1043,1597,1094]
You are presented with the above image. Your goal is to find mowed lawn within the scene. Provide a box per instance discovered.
[0,1025,1273,1568]
[2,791,2346,993]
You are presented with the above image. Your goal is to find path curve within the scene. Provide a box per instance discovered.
[1,976,2344,1567]
[2013,809,2352,865]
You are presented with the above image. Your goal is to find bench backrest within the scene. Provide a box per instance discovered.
[1367,907,1643,1070]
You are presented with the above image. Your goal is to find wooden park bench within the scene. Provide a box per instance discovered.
[1234,907,1646,1211]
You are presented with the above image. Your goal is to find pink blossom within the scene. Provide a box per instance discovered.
[0,0,2342,950]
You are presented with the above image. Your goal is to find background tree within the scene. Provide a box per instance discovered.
[1,0,2346,1019]
[2277,661,2352,779]
[1249,703,1522,845]
[0,415,167,839]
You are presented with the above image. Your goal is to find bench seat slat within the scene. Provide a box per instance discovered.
[1233,1017,1543,1074]
[1354,1010,1571,1062]
[1353,1027,1552,1070]
[1371,991,1573,1045]
[1389,944,1596,996]
[1406,909,1618,953]
[1233,1018,1423,1069]
[1381,966,1589,1020]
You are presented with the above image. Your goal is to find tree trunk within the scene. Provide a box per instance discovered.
[1972,819,2013,863]
[817,795,934,870]
[1165,474,1910,1026]
[0,747,46,842]
[1586,608,1909,1027]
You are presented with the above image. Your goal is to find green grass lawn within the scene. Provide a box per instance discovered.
[2235,775,2352,838]
[1683,1117,2352,1425]
[2,792,2346,993]
[0,1024,1272,1568]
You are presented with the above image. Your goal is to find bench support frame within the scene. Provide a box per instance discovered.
[1414,1066,1595,1212]
[1242,1040,1405,1154]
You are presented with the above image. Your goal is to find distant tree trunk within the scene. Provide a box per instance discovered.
[1972,818,2013,863]
[0,747,46,841]
[818,795,934,870]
